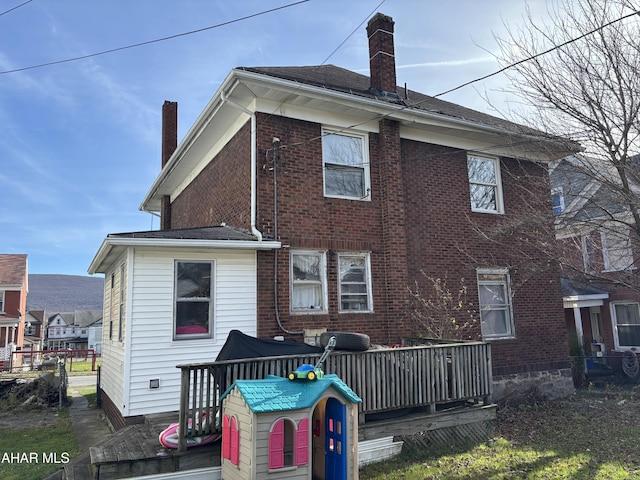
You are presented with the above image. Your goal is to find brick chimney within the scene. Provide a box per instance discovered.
[366,13,397,95]
[160,101,177,230]
[161,100,178,168]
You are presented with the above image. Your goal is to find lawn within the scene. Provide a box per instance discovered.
[0,410,79,480]
[360,384,640,479]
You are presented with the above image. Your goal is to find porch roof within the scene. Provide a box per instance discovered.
[561,277,609,308]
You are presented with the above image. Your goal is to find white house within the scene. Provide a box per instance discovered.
[88,225,279,428]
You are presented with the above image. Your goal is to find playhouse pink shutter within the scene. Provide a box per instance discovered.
[269,419,285,469]
[295,418,309,466]
[230,416,239,465]
[222,414,230,460]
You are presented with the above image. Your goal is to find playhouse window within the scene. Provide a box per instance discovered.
[174,261,214,339]
[269,418,309,470]
[222,414,240,466]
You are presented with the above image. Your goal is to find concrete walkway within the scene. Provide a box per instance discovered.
[43,376,113,480]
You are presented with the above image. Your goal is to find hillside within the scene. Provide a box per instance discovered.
[27,274,104,312]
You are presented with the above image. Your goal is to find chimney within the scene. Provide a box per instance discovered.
[160,101,177,230]
[161,100,178,168]
[366,13,397,95]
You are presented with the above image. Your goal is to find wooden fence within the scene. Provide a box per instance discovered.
[176,340,492,451]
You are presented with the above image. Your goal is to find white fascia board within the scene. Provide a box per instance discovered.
[88,236,280,274]
[234,69,573,160]
[563,294,608,309]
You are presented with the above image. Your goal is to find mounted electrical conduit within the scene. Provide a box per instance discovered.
[272,137,303,335]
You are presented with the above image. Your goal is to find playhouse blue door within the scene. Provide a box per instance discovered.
[325,397,347,479]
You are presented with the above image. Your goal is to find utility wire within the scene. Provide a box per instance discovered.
[433,8,640,98]
[0,0,32,17]
[0,0,309,75]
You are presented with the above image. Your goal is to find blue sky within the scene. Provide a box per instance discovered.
[0,0,544,277]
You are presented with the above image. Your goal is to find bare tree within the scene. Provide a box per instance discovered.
[474,0,640,291]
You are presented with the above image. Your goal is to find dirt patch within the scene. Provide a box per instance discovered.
[0,408,60,430]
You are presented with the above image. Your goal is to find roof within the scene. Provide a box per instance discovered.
[0,254,27,287]
[240,65,544,137]
[142,63,579,214]
[88,225,281,274]
[561,277,609,297]
[220,374,361,413]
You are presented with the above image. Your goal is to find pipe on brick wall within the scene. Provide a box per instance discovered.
[220,92,263,241]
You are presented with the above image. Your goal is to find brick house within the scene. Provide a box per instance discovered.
[552,155,640,375]
[0,254,28,370]
[90,13,577,425]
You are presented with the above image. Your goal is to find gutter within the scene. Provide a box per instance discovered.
[220,91,262,241]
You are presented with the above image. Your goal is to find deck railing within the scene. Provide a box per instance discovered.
[176,340,492,451]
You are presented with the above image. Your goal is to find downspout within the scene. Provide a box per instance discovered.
[220,92,262,241]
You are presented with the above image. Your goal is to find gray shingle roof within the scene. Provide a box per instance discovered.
[239,65,549,138]
[107,225,260,242]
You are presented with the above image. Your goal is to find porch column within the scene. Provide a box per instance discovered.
[573,306,584,348]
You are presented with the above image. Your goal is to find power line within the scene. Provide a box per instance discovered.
[433,8,640,98]
[0,0,32,17]
[0,0,309,75]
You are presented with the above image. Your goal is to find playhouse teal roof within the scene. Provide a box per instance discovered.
[220,374,361,413]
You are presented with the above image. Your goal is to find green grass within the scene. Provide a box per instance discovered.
[0,412,79,480]
[69,385,97,407]
[360,388,640,479]
[66,359,100,374]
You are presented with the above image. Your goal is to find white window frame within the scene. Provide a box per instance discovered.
[602,229,633,272]
[477,268,514,340]
[322,128,370,201]
[467,154,504,214]
[610,301,640,350]
[173,260,214,340]
[338,252,373,313]
[0,290,4,313]
[290,250,328,314]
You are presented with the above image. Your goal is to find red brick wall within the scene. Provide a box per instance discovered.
[402,139,570,375]
[169,112,571,375]
[170,121,253,229]
[254,114,392,343]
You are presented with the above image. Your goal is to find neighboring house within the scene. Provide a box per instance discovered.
[90,13,578,427]
[551,156,640,371]
[219,374,361,480]
[46,310,102,351]
[0,254,28,371]
[22,310,46,367]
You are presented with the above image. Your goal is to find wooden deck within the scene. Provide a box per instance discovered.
[72,403,494,480]
[176,340,493,450]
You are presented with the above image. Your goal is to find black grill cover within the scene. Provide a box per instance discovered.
[215,329,323,361]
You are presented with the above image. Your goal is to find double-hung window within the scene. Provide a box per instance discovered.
[338,253,373,312]
[477,269,514,339]
[612,302,640,349]
[290,251,327,314]
[322,129,370,200]
[174,261,214,339]
[467,154,504,213]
